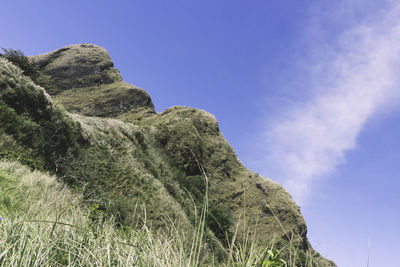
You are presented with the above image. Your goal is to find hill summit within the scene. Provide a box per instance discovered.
[30,43,154,117]
[1,44,336,266]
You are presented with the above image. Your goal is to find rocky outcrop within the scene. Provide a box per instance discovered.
[30,43,122,94]
[30,43,154,117]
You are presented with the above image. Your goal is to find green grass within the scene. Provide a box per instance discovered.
[0,160,196,266]
[0,160,326,266]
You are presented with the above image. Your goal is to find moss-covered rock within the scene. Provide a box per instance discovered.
[30,43,155,117]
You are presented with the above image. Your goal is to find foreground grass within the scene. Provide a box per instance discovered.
[0,160,195,266]
[0,160,319,266]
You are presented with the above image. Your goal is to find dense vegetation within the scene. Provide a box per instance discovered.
[0,58,84,172]
[0,47,336,266]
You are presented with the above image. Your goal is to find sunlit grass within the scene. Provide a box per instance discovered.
[0,160,322,266]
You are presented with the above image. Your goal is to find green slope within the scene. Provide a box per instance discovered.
[0,46,336,266]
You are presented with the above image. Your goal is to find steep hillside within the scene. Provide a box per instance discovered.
[0,45,335,266]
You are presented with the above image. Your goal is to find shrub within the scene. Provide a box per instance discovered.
[0,48,39,83]
[0,57,86,172]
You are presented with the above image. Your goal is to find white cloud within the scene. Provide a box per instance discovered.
[263,2,400,205]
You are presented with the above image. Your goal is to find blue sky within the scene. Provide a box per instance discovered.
[2,1,400,266]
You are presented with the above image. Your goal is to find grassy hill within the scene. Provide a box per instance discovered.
[0,45,336,266]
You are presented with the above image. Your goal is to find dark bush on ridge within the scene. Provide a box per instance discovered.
[0,48,39,83]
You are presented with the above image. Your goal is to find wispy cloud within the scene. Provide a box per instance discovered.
[262,2,400,205]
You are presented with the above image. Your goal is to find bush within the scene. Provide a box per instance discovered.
[0,48,39,83]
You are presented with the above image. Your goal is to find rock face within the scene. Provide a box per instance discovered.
[30,43,154,117]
